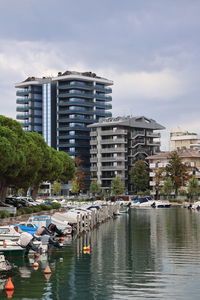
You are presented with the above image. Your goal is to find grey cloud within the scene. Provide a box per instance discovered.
[0,0,200,150]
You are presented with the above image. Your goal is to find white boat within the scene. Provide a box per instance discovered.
[191,201,200,210]
[0,226,20,241]
[131,197,171,208]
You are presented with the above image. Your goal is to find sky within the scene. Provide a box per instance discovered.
[0,0,200,150]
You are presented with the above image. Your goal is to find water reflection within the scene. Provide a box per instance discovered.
[1,208,200,299]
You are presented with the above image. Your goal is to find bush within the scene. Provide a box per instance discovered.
[39,204,52,211]
[32,206,42,213]
[0,210,10,219]
[51,202,61,209]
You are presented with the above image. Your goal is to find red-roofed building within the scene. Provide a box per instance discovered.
[146,150,200,196]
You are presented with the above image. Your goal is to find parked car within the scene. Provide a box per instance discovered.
[5,197,23,208]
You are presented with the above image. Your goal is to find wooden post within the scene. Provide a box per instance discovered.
[77,215,80,236]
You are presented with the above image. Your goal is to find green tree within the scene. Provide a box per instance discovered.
[130,160,149,193]
[165,151,189,197]
[162,177,174,199]
[0,116,27,201]
[89,180,101,196]
[111,176,124,196]
[52,181,61,195]
[187,176,199,201]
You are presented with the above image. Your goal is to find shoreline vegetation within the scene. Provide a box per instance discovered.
[0,115,75,202]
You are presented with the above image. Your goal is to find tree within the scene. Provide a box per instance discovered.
[0,116,27,201]
[162,177,174,199]
[111,176,124,196]
[130,160,149,193]
[71,156,85,194]
[153,168,165,200]
[187,176,199,201]
[52,181,61,195]
[89,180,101,196]
[165,151,189,197]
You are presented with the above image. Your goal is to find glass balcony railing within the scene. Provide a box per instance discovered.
[58,118,93,123]
[95,94,112,101]
[16,114,29,120]
[16,98,29,104]
[16,106,30,112]
[16,90,30,96]
[58,82,112,93]
[58,92,94,99]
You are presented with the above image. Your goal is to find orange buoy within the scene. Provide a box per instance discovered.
[33,262,39,267]
[5,278,14,290]
[5,289,14,298]
[60,237,65,242]
[83,245,90,251]
[44,264,52,274]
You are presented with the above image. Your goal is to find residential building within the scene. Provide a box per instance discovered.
[147,150,200,196]
[88,116,165,192]
[16,71,113,190]
[170,129,200,151]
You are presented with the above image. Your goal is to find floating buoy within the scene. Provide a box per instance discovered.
[5,289,14,299]
[60,237,65,242]
[44,264,52,274]
[83,245,90,251]
[5,278,14,290]
[33,262,39,270]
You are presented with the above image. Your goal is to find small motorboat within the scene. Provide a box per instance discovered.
[12,223,38,236]
[0,226,20,241]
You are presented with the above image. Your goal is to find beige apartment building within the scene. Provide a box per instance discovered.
[147,150,200,195]
[170,129,200,151]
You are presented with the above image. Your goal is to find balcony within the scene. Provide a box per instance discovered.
[95,102,112,109]
[95,110,112,117]
[16,90,30,96]
[58,126,90,131]
[90,149,97,154]
[90,131,97,136]
[101,147,127,153]
[101,165,126,171]
[16,114,30,120]
[90,140,97,145]
[58,100,95,108]
[146,132,161,138]
[58,143,89,148]
[58,92,94,99]
[58,118,93,123]
[101,156,127,162]
[101,138,126,144]
[58,109,94,115]
[16,106,30,112]
[100,129,127,136]
[90,166,97,172]
[95,94,112,101]
[58,134,90,140]
[146,141,160,146]
[90,157,97,163]
[59,82,93,90]
[58,82,112,93]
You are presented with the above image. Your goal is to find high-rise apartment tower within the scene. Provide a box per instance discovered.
[16,70,113,188]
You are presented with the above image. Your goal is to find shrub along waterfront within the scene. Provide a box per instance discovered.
[0,115,75,201]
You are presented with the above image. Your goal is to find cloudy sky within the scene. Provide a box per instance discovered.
[0,0,200,149]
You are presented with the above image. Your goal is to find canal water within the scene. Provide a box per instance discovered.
[1,207,200,299]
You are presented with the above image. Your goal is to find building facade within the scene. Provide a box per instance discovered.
[16,71,113,189]
[170,129,200,151]
[88,116,165,192]
[147,150,200,196]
